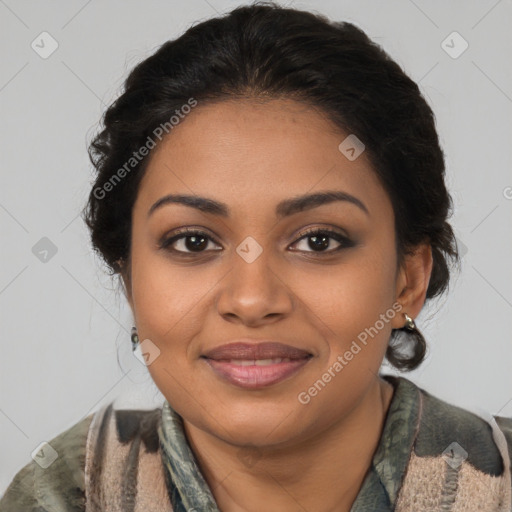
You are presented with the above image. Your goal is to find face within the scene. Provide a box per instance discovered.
[124,98,408,448]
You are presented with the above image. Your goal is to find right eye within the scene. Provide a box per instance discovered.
[159,228,222,254]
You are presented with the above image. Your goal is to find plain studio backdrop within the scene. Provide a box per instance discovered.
[1,0,511,495]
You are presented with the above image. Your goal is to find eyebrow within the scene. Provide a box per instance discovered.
[147,190,369,218]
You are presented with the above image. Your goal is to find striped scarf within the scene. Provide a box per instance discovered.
[82,377,512,511]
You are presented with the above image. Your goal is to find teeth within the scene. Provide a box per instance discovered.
[255,359,278,366]
[227,358,291,366]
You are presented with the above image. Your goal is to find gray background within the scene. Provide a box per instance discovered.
[1,0,511,494]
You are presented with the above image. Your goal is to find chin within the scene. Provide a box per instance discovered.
[210,402,309,447]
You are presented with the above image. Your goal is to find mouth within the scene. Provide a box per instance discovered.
[201,342,313,389]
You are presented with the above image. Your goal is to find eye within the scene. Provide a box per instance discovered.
[159,228,221,254]
[159,226,355,256]
[291,228,355,254]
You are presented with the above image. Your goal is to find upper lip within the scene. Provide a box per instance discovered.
[202,341,313,361]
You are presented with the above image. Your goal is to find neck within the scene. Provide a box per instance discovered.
[183,377,395,512]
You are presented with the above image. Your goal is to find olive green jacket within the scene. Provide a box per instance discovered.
[1,375,512,511]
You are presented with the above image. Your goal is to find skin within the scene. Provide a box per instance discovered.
[122,98,433,512]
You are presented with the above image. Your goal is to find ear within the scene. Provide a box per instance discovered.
[391,243,433,329]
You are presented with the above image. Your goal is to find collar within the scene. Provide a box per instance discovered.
[349,374,422,511]
[158,401,220,511]
[158,374,422,511]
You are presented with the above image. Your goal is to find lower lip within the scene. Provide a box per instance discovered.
[204,358,311,389]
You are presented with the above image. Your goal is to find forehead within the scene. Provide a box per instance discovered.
[136,98,392,220]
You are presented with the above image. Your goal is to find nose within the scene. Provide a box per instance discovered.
[215,240,294,327]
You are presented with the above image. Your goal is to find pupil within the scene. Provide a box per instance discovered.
[183,234,331,252]
[310,234,329,251]
[186,235,207,251]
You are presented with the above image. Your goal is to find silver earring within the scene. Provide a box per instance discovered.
[131,327,139,352]
[403,313,416,331]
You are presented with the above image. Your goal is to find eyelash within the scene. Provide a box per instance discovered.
[159,227,355,256]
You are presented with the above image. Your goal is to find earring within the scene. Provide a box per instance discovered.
[387,313,427,371]
[131,326,139,352]
[403,313,416,331]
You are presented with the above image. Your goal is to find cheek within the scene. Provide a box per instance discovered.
[312,238,398,360]
[129,238,203,342]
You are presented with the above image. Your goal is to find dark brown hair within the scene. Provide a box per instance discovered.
[83,1,460,371]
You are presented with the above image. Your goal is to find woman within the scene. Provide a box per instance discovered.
[1,2,511,511]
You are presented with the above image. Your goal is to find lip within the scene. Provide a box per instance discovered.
[201,341,313,389]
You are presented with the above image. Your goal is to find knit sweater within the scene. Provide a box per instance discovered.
[1,375,511,511]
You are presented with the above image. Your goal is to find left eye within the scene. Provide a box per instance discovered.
[291,229,354,253]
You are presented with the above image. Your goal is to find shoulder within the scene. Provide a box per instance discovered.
[85,402,171,511]
[395,377,512,511]
[415,384,511,476]
[0,404,164,512]
[495,414,512,467]
[0,411,94,512]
